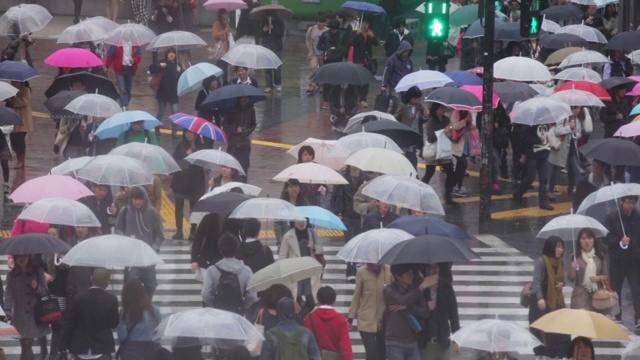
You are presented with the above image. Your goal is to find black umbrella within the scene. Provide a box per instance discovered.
[540,4,583,22]
[0,234,72,255]
[425,87,482,111]
[43,90,87,119]
[0,107,23,126]
[540,33,588,50]
[600,76,638,90]
[578,138,640,166]
[493,82,538,103]
[45,71,119,100]
[346,120,422,148]
[378,235,480,265]
[192,192,254,214]
[604,31,640,52]
[311,62,375,85]
[0,60,39,82]
[201,84,266,110]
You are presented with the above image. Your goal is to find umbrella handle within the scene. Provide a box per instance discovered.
[54,254,62,266]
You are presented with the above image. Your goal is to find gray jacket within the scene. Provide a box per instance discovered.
[114,186,164,252]
[383,281,429,345]
[201,257,257,311]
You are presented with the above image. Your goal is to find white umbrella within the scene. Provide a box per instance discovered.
[0,82,18,101]
[558,50,610,68]
[542,18,562,33]
[344,111,398,132]
[272,163,348,185]
[537,214,609,240]
[109,142,180,175]
[394,70,453,92]
[622,339,640,360]
[529,84,554,95]
[221,44,283,70]
[247,257,323,292]
[450,319,543,353]
[64,94,122,118]
[18,198,101,227]
[84,16,119,33]
[103,23,156,46]
[361,175,445,215]
[0,4,52,36]
[228,198,305,221]
[550,89,605,107]
[553,67,603,83]
[494,57,552,82]
[557,24,607,44]
[286,138,344,171]
[576,183,640,229]
[330,132,403,158]
[50,156,93,176]
[345,148,416,176]
[57,21,106,44]
[185,149,246,176]
[147,31,207,50]
[61,234,164,267]
[510,97,572,126]
[77,155,154,186]
[337,228,414,263]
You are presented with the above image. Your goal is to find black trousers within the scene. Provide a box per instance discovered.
[10,132,26,156]
[422,162,455,200]
[360,331,386,360]
[610,258,640,318]
[453,155,467,188]
[514,157,549,205]
[73,0,83,22]
[174,196,197,235]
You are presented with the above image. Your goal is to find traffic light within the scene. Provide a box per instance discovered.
[425,0,449,42]
[520,0,543,37]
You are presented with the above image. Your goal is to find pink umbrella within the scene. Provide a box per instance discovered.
[203,0,248,10]
[627,76,640,96]
[460,85,500,108]
[9,175,94,203]
[613,121,640,137]
[44,48,103,68]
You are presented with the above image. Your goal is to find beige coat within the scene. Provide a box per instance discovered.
[11,83,33,133]
[348,265,392,333]
[279,228,324,299]
[450,110,474,157]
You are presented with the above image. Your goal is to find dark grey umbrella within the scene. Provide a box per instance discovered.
[201,84,266,110]
[540,4,583,22]
[0,107,23,126]
[45,71,119,100]
[540,33,588,50]
[192,192,254,214]
[493,82,538,103]
[578,138,640,166]
[43,90,87,119]
[346,120,422,148]
[311,62,375,85]
[378,235,480,265]
[604,31,640,52]
[425,87,482,111]
[600,76,638,90]
[462,18,504,39]
[0,234,72,255]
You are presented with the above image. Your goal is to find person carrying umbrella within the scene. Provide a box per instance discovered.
[228,66,258,87]
[6,80,32,169]
[422,103,457,205]
[117,120,159,146]
[149,48,182,138]
[600,83,630,138]
[305,15,328,94]
[394,86,427,169]
[384,17,414,58]
[211,9,233,83]
[316,20,347,108]
[381,40,413,114]
[104,43,143,109]
[4,22,34,67]
[348,18,379,108]
[222,96,256,180]
[149,2,175,64]
[573,159,610,211]
[603,50,633,80]
[258,10,285,93]
[195,75,221,129]
[512,123,554,211]
[567,228,610,313]
[329,83,359,138]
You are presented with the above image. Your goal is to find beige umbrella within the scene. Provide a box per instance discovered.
[531,308,630,341]
[247,257,323,292]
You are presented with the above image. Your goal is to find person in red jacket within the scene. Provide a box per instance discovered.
[104,43,143,109]
[304,286,354,360]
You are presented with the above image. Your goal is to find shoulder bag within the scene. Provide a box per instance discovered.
[520,282,532,308]
[35,294,63,326]
[247,308,265,357]
[208,40,226,61]
[148,69,164,91]
[592,277,618,311]
[309,311,343,360]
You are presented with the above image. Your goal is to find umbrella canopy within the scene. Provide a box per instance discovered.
[247,257,323,292]
[169,113,227,143]
[65,94,122,118]
[9,175,94,203]
[345,148,416,176]
[614,121,640,137]
[443,70,482,86]
[550,89,605,107]
[44,48,103,68]
[540,33,589,50]
[544,46,583,66]
[57,21,106,44]
[203,182,262,197]
[286,138,344,170]
[493,82,539,103]
[553,67,602,83]
[341,1,386,13]
[147,31,207,50]
[50,156,92,176]
[344,111,397,132]
[44,71,119,100]
[272,162,349,185]
[425,87,482,111]
[0,234,72,256]
[494,57,552,82]
[558,50,610,68]
[576,183,640,223]
[362,175,445,215]
[201,84,266,110]
[0,4,52,36]
[18,198,101,227]
[531,308,630,341]
[600,76,638,90]
[203,0,248,10]
[536,214,608,240]
[190,185,261,223]
[104,23,156,46]
[555,80,611,101]
[346,118,422,148]
[192,192,254,214]
[578,138,640,166]
[77,155,154,186]
[109,142,180,175]
[0,107,23,127]
[449,4,480,27]
[61,234,164,267]
[510,97,572,126]
[540,4,584,22]
[221,44,282,69]
[83,16,119,33]
[297,206,346,230]
[94,111,161,139]
[0,82,18,101]
[541,18,562,33]
[330,132,402,158]
[154,308,263,348]
[228,198,305,221]
[312,62,375,86]
[185,149,246,175]
[177,63,223,96]
[379,235,480,265]
[388,215,472,240]
[394,70,453,92]
[557,24,607,43]
[0,60,39,82]
[460,85,500,108]
[337,229,414,263]
[604,31,640,52]
[249,4,295,20]
[43,90,87,119]
[450,319,543,353]
[463,18,504,39]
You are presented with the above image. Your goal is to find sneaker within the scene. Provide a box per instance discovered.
[172,232,183,240]
[560,168,568,174]
[276,85,282,92]
[3,184,10,195]
[453,187,469,197]
[264,87,272,93]
[347,275,356,283]
[539,203,554,211]
[322,101,329,109]
[360,100,369,108]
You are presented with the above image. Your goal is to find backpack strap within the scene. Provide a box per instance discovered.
[272,327,287,341]
[144,129,150,143]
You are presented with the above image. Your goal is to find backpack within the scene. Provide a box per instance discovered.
[272,328,309,360]
[210,265,244,314]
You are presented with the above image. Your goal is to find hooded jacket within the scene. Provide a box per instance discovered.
[382,40,413,90]
[114,186,164,252]
[237,239,274,274]
[305,307,354,360]
[384,28,414,57]
[201,257,257,311]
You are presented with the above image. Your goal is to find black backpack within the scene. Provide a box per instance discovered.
[211,265,244,314]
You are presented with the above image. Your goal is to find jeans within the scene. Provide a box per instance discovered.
[453,155,467,188]
[157,101,179,129]
[265,49,282,88]
[343,216,361,277]
[386,343,421,360]
[514,156,549,205]
[548,151,581,193]
[361,331,386,360]
[125,266,157,296]
[116,66,134,107]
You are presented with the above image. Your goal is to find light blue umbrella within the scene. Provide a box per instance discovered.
[94,110,162,139]
[177,63,223,96]
[297,206,346,231]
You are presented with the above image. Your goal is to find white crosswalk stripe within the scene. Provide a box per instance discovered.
[0,235,630,358]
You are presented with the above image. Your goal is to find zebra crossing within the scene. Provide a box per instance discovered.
[0,234,631,358]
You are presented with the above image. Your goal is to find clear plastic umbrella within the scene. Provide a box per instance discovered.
[550,89,605,107]
[84,16,120,33]
[177,62,223,96]
[221,44,283,69]
[103,23,156,46]
[18,198,101,227]
[109,142,180,175]
[272,163,348,185]
[64,94,122,118]
[147,31,207,50]
[50,156,93,176]
[77,155,154,187]
[330,132,403,158]
[557,24,607,44]
[57,21,106,44]
[510,97,572,126]
[337,228,413,263]
[450,319,543,353]
[553,67,602,83]
[0,82,18,101]
[345,148,416,176]
[0,4,52,36]
[536,214,609,240]
[494,57,552,82]
[576,183,640,226]
[228,198,305,221]
[247,257,323,292]
[61,234,164,268]
[185,149,246,176]
[394,70,453,92]
[344,111,397,132]
[622,339,640,360]
[559,50,610,68]
[361,175,445,215]
[541,18,562,33]
[286,138,344,170]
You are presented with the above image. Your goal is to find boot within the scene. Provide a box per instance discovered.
[38,336,47,360]
[14,154,24,169]
[188,224,197,241]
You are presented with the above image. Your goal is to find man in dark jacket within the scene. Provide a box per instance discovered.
[603,50,633,79]
[237,218,274,274]
[317,20,347,108]
[384,17,414,58]
[81,184,115,235]
[361,201,399,232]
[512,124,554,211]
[572,159,609,211]
[222,96,257,180]
[349,19,379,107]
[382,40,413,113]
[600,85,631,138]
[459,36,481,70]
[259,11,285,92]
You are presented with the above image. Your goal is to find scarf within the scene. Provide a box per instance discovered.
[367,263,383,274]
[581,248,598,292]
[542,255,564,310]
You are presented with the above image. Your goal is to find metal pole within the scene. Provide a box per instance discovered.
[479,1,495,223]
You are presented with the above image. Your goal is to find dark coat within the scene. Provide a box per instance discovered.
[226,76,259,88]
[222,104,257,148]
[349,30,378,65]
[572,175,609,211]
[520,124,550,160]
[331,169,367,220]
[149,60,181,103]
[195,75,222,125]
[150,5,174,35]
[84,121,117,156]
[237,240,275,274]
[361,210,400,232]
[384,29,414,57]
[600,96,631,138]
[603,207,640,261]
[191,213,223,268]
[170,140,206,200]
[382,41,413,90]
[420,277,460,348]
[259,17,285,52]
[316,30,346,63]
[81,192,114,235]
[460,37,481,70]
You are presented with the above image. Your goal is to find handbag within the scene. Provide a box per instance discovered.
[247,308,265,357]
[435,129,453,160]
[442,43,456,59]
[35,295,63,326]
[208,41,226,61]
[374,92,391,112]
[421,141,437,162]
[520,282,532,308]
[592,277,617,311]
[467,126,481,156]
[546,124,564,150]
[309,311,343,360]
[450,126,465,143]
[148,70,164,91]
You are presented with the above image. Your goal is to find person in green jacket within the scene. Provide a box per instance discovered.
[116,121,159,146]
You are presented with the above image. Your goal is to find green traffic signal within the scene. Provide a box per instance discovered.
[530,16,539,33]
[429,19,444,37]
[425,0,449,40]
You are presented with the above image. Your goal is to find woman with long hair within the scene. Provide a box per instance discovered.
[149,48,182,138]
[568,228,608,311]
[548,106,583,200]
[246,284,298,333]
[116,278,162,360]
[7,81,32,169]
[422,102,456,205]
[274,179,308,243]
[211,9,232,83]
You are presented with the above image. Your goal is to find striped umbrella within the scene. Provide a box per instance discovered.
[169,113,227,143]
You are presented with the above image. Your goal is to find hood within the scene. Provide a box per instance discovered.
[129,186,150,212]
[215,257,250,273]
[395,28,410,37]
[312,307,344,322]
[395,40,413,58]
[241,240,264,256]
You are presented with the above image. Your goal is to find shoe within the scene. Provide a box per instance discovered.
[276,85,282,92]
[360,100,369,108]
[560,168,568,174]
[347,276,356,283]
[547,195,557,202]
[500,170,509,179]
[453,187,470,197]
[264,87,272,93]
[172,232,183,240]
[512,193,526,207]
[539,203,554,211]
[3,184,10,195]
[322,101,329,109]
[53,144,60,155]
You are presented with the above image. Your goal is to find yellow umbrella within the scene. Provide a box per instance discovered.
[544,47,583,66]
[531,308,630,341]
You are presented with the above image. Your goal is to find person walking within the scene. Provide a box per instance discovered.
[116,278,162,360]
[274,179,308,244]
[116,120,159,146]
[195,75,221,127]
[348,19,378,108]
[259,11,285,93]
[573,159,610,211]
[305,286,353,360]
[54,116,87,159]
[246,284,298,335]
[305,15,327,94]
[600,84,630,138]
[422,103,456,205]
[106,0,119,22]
[211,9,233,84]
[381,41,413,114]
[237,218,274,274]
[384,17,414,58]
[568,228,609,312]
[394,86,426,169]
[7,81,32,169]
[222,96,256,180]
[512,124,554,211]
[131,0,149,26]
[149,48,182,137]
[228,66,258,87]
[547,107,583,200]
[72,0,84,24]
[361,201,399,232]
[449,110,473,198]
[105,43,143,109]
[316,20,347,109]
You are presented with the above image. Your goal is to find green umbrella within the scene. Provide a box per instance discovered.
[449,4,479,27]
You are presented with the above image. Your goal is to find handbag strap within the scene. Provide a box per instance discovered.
[115,312,140,359]
[308,311,318,338]
[255,308,264,326]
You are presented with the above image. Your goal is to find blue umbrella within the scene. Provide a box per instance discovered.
[200,84,266,110]
[297,206,347,231]
[0,60,39,81]
[387,215,471,241]
[177,62,223,96]
[444,70,483,86]
[94,110,162,139]
[341,1,386,14]
[631,103,640,116]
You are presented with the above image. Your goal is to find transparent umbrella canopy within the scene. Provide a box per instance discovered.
[337,229,413,263]
[77,155,154,187]
[361,175,445,215]
[18,198,100,228]
[109,142,180,175]
[61,235,164,268]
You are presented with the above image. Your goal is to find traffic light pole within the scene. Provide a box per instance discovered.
[479,0,495,223]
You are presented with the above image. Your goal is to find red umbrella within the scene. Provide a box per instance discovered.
[554,81,611,101]
[249,4,294,21]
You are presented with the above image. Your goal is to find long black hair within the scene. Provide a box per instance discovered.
[542,236,564,258]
